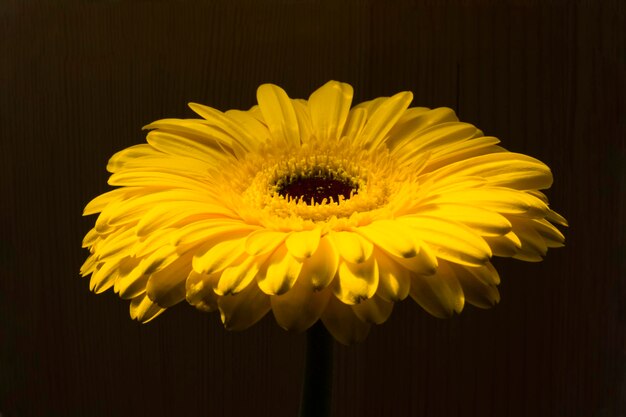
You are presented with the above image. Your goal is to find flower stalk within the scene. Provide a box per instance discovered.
[299,320,334,417]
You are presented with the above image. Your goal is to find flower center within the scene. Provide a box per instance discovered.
[276,174,359,205]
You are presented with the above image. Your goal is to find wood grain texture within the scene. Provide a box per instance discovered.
[1,1,624,416]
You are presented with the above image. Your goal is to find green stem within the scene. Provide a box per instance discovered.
[298,320,334,417]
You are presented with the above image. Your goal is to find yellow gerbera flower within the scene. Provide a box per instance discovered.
[81,81,566,344]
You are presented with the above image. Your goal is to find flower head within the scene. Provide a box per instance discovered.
[81,81,566,344]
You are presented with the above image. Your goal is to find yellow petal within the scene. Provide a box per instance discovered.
[450,263,500,309]
[94,227,137,260]
[428,152,553,190]
[399,216,491,266]
[108,170,209,191]
[89,260,119,294]
[146,252,193,308]
[143,119,235,153]
[531,218,565,247]
[97,190,217,231]
[417,204,512,236]
[172,220,255,246]
[351,295,394,324]
[216,254,267,296]
[145,131,225,164]
[308,81,353,142]
[298,235,339,290]
[245,230,288,256]
[483,231,522,257]
[409,260,465,318]
[333,256,379,305]
[321,296,371,345]
[421,136,502,172]
[391,239,439,276]
[510,217,548,262]
[330,231,373,264]
[257,245,303,295]
[115,245,180,300]
[291,99,313,143]
[80,253,97,276]
[83,188,136,216]
[356,219,419,258]
[113,257,148,300]
[189,103,261,152]
[357,91,413,150]
[218,281,270,331]
[385,107,458,150]
[546,209,568,227]
[285,228,321,259]
[430,187,549,217]
[136,202,233,237]
[270,280,332,332]
[373,249,411,302]
[393,122,481,165]
[106,144,163,173]
[341,108,367,141]
[129,293,166,323]
[186,271,219,312]
[256,84,300,146]
[192,237,247,275]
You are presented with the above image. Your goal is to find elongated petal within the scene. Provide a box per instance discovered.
[385,107,459,150]
[189,103,261,152]
[334,256,378,305]
[357,92,413,150]
[257,84,300,146]
[483,232,522,257]
[270,281,332,332]
[257,245,304,295]
[509,217,549,261]
[531,218,566,247]
[391,239,438,276]
[136,202,232,237]
[393,122,481,165]
[146,131,226,163]
[341,108,367,140]
[84,188,137,215]
[429,187,549,217]
[374,249,411,301]
[108,170,209,191]
[298,235,339,290]
[351,295,394,324]
[330,231,373,264]
[321,296,371,345]
[450,263,500,308]
[308,81,353,142]
[186,271,219,312]
[409,260,465,318]
[114,257,148,300]
[290,99,313,143]
[417,204,512,236]
[129,293,166,323]
[356,220,419,258]
[428,152,553,190]
[245,230,288,256]
[146,252,193,308]
[216,254,267,296]
[90,261,119,294]
[172,220,255,246]
[399,216,492,266]
[218,282,270,331]
[192,237,246,275]
[285,228,321,259]
[106,144,162,172]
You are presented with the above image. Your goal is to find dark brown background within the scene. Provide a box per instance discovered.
[1,1,624,416]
